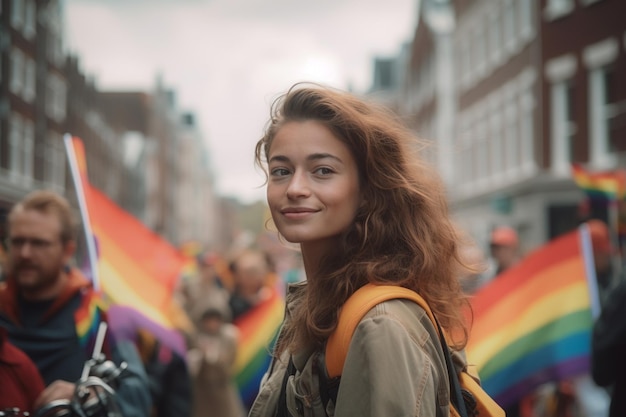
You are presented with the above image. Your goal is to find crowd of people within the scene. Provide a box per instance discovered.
[0,188,287,417]
[0,83,625,417]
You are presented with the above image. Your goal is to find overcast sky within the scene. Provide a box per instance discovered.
[64,0,418,204]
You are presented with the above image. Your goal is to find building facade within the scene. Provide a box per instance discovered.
[394,0,626,252]
[0,0,67,236]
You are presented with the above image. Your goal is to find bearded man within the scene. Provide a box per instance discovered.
[0,190,150,416]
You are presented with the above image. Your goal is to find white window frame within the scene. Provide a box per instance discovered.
[545,54,578,175]
[550,82,576,174]
[583,38,619,167]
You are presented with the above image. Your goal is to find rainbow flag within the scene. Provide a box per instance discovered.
[466,226,598,408]
[571,163,626,201]
[233,287,285,409]
[65,136,187,330]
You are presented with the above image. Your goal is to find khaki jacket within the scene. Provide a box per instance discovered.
[249,283,459,417]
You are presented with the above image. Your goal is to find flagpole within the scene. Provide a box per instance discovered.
[63,134,100,291]
[579,223,601,318]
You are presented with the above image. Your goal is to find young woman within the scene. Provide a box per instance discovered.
[249,83,472,417]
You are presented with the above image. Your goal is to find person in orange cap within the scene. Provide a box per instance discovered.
[489,226,522,277]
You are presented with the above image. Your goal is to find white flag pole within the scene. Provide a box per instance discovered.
[63,134,100,291]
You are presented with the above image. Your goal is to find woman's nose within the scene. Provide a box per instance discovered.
[286,171,311,198]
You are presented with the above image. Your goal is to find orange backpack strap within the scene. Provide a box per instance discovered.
[325,283,438,378]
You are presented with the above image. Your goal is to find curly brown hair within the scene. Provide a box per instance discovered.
[255,83,472,356]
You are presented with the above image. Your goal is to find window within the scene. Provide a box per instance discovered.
[10,0,24,30]
[46,133,66,188]
[550,81,576,173]
[519,0,534,42]
[519,92,535,173]
[504,94,518,173]
[489,8,502,66]
[588,66,617,165]
[476,24,487,78]
[475,109,487,182]
[9,113,22,180]
[24,58,36,103]
[46,74,67,123]
[23,119,34,181]
[503,0,517,54]
[583,38,619,166]
[23,0,36,39]
[488,93,504,177]
[9,48,24,95]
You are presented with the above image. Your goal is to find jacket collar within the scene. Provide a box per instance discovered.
[0,268,92,325]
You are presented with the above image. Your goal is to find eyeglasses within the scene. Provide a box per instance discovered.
[6,237,58,251]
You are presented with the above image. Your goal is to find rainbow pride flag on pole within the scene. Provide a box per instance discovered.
[466,225,599,408]
[571,163,626,202]
[233,286,285,409]
[64,135,187,330]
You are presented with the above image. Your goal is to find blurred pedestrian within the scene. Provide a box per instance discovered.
[0,190,151,416]
[187,307,245,417]
[489,226,522,276]
[228,248,275,321]
[249,83,473,416]
[592,259,626,417]
[185,251,232,326]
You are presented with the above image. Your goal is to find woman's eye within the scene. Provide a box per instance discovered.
[315,167,334,175]
[270,167,290,176]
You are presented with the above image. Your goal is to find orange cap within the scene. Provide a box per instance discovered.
[587,219,612,254]
[490,226,519,247]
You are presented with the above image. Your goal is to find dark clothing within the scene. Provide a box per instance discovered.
[144,339,192,417]
[13,293,86,384]
[0,269,151,417]
[591,274,626,417]
[229,293,254,320]
[0,327,45,413]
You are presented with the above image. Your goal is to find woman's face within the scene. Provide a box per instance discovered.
[266,120,361,248]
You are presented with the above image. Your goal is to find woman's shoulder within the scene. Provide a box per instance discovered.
[358,298,439,342]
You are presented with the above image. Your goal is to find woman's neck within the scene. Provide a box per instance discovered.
[300,242,326,279]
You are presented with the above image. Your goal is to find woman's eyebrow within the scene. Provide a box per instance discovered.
[268,153,342,164]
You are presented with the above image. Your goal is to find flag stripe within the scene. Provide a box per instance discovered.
[470,281,590,366]
[234,290,284,372]
[483,331,590,398]
[471,238,577,318]
[478,309,592,380]
[94,223,172,307]
[99,259,173,327]
[496,355,590,407]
